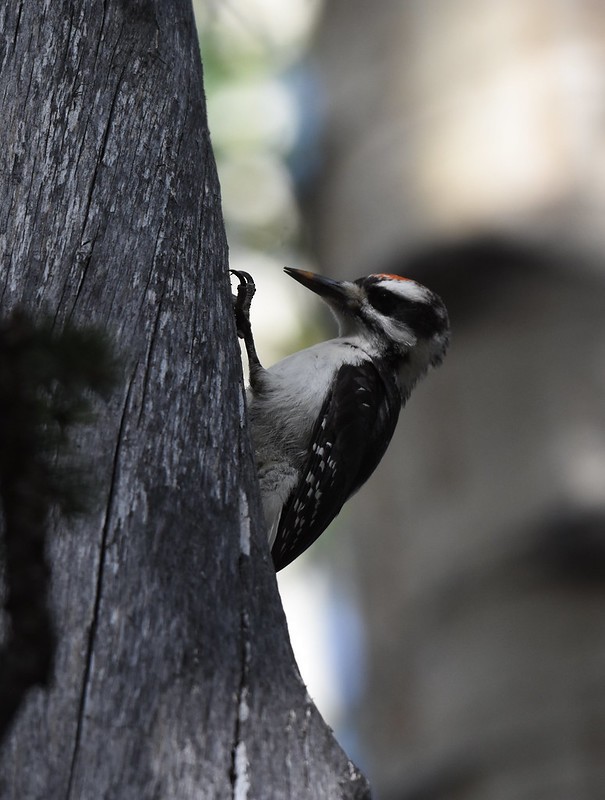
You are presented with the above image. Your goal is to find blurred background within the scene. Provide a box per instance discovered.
[195,2,605,798]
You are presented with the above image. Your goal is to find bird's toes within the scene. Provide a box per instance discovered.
[230,270,256,318]
[230,270,256,337]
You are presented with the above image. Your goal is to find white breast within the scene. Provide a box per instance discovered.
[247,338,370,546]
[248,338,368,467]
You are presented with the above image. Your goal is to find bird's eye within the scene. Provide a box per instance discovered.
[366,284,447,339]
[367,287,400,316]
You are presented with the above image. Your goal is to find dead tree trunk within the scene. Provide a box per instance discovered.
[0,2,371,798]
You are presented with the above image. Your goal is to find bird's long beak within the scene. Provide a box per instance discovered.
[284,268,355,308]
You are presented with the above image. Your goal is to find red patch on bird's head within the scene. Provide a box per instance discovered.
[373,273,412,281]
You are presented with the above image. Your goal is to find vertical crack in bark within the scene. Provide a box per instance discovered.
[79,62,125,245]
[137,277,168,427]
[301,694,313,791]
[12,1,24,47]
[64,372,135,799]
[69,64,127,321]
[229,489,252,800]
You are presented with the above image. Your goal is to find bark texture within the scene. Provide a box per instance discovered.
[0,2,370,798]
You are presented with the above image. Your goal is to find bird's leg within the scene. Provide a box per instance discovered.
[230,270,263,379]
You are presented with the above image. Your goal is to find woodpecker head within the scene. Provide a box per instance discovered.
[284,268,450,368]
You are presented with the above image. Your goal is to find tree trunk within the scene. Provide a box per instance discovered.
[0,2,370,798]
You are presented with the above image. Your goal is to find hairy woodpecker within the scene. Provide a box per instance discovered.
[232,268,449,571]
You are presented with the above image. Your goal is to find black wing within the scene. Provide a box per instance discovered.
[271,360,401,571]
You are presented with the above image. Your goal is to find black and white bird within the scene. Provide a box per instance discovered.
[232,268,449,571]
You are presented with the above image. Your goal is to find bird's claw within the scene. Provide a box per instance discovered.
[230,270,256,339]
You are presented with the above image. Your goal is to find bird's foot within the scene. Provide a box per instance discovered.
[230,270,256,339]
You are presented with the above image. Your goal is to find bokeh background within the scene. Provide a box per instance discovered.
[195,2,605,798]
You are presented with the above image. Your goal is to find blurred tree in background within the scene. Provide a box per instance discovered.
[306,2,605,798]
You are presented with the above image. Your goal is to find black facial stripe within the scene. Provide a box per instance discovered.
[366,285,447,338]
[366,285,400,315]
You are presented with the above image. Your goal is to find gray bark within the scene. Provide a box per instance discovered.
[0,2,370,798]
